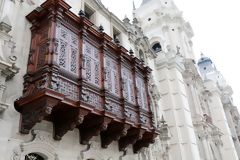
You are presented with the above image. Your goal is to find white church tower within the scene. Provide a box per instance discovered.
[198,54,240,159]
[134,0,200,159]
[134,0,240,159]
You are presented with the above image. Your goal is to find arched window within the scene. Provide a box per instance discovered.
[25,153,44,160]
[152,42,162,53]
[139,50,145,61]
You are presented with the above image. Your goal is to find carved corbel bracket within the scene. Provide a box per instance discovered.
[133,132,157,153]
[80,117,112,145]
[53,108,89,140]
[119,128,145,151]
[17,97,59,134]
[101,123,131,148]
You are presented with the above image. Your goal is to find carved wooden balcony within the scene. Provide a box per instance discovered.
[14,0,158,153]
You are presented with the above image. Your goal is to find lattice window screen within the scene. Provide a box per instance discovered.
[121,66,135,104]
[56,24,79,74]
[104,56,120,96]
[136,76,148,110]
[82,41,101,87]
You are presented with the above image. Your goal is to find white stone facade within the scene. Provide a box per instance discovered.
[0,0,239,160]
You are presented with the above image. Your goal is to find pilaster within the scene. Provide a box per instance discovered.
[203,80,239,159]
[154,52,200,160]
[0,17,19,114]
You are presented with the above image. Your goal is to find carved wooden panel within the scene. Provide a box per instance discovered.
[104,56,120,96]
[37,43,47,68]
[121,66,135,104]
[58,77,79,100]
[136,75,148,110]
[56,24,79,74]
[39,27,48,42]
[82,41,101,87]
[140,114,151,126]
[124,107,138,123]
[105,99,123,118]
[81,88,102,109]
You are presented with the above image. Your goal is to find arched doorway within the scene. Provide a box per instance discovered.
[25,153,45,160]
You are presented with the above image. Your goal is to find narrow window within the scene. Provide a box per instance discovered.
[152,42,162,53]
[113,27,121,42]
[139,50,145,61]
[84,4,95,22]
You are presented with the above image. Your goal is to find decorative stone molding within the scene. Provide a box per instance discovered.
[183,58,202,85]
[149,75,161,101]
[11,130,58,160]
[154,47,185,72]
[123,16,157,61]
[193,113,223,146]
[10,0,35,5]
[0,20,11,33]
[79,138,125,160]
[202,80,221,96]
[150,136,170,160]
[0,16,19,113]
[211,127,223,146]
[157,116,170,142]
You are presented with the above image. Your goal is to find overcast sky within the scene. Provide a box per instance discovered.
[101,0,240,108]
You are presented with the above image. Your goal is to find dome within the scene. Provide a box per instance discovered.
[197,53,212,65]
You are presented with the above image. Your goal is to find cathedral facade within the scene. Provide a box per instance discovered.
[0,0,239,160]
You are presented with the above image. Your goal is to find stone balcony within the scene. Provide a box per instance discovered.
[14,0,158,153]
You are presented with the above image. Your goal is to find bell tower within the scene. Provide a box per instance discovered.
[134,1,201,160]
[134,0,195,59]
[198,53,227,87]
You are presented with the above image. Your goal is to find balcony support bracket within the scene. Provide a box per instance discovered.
[54,108,90,140]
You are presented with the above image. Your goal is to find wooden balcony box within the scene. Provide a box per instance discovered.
[14,0,158,153]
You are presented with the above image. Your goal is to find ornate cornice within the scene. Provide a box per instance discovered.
[154,50,185,73]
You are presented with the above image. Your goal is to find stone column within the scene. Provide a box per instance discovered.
[154,53,200,160]
[204,80,238,159]
[183,71,203,116]
[224,104,240,157]
[199,131,214,160]
[211,127,223,160]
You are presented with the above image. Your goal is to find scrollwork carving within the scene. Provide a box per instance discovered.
[81,88,101,108]
[36,76,49,89]
[11,130,58,160]
[140,115,147,124]
[81,89,90,102]
[104,99,113,111]
[124,108,132,118]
